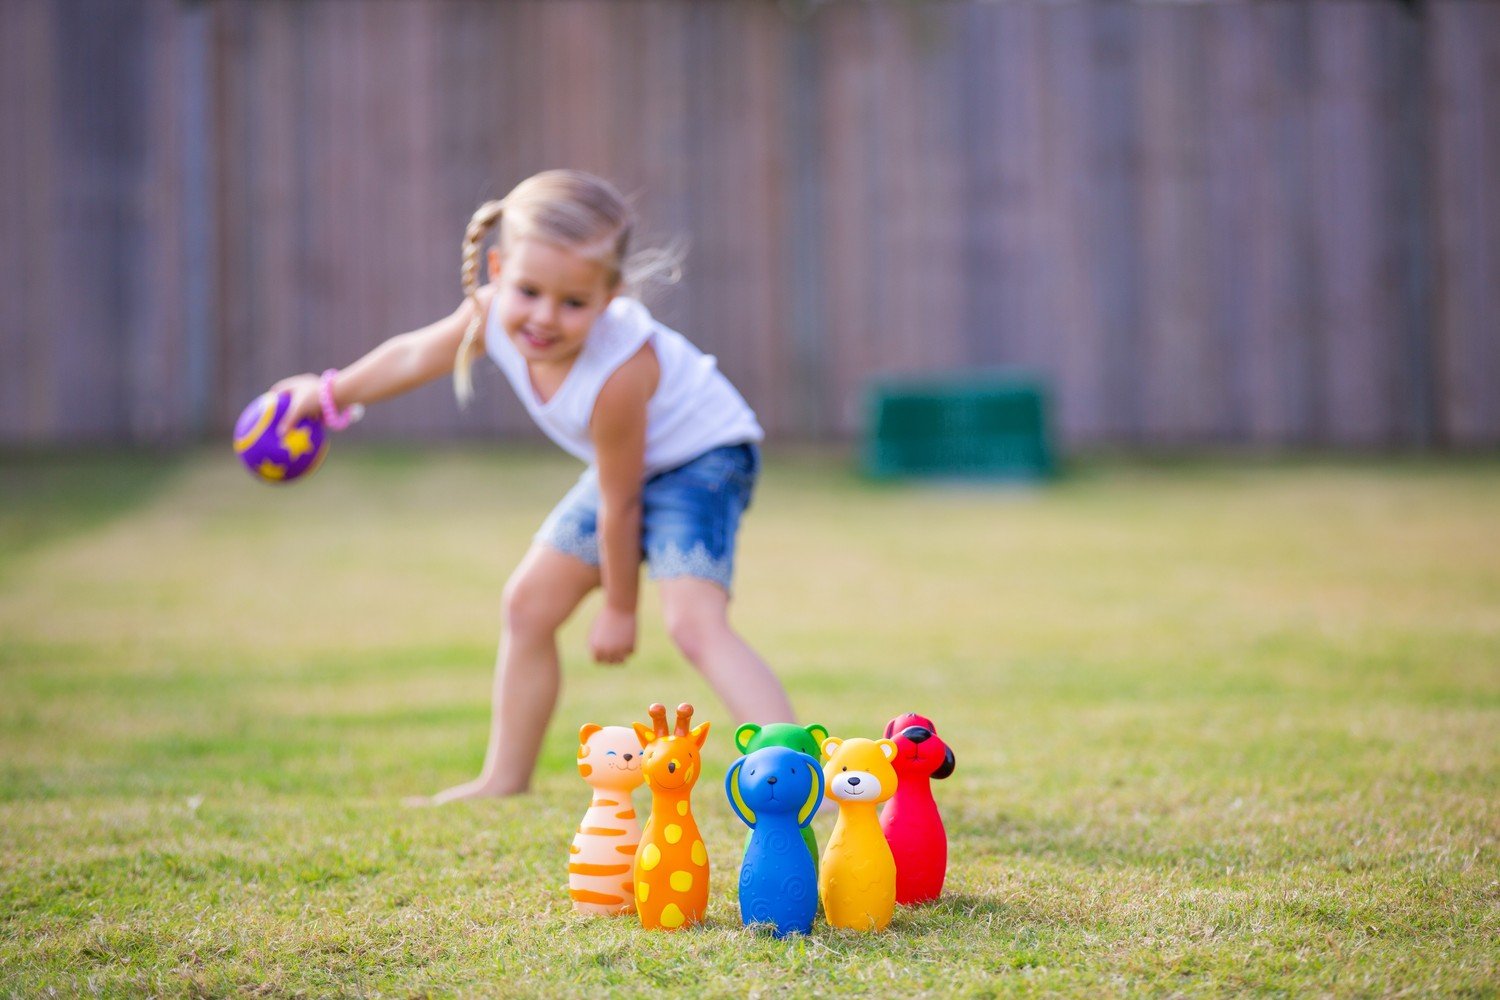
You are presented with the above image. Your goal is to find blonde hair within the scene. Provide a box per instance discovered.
[454,169,682,405]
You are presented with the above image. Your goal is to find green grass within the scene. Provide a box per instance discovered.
[1,446,1496,997]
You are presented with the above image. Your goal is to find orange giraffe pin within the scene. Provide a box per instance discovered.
[632,703,711,930]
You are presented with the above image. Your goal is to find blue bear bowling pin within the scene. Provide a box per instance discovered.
[725,746,825,937]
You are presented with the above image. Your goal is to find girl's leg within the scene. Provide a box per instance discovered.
[426,544,600,803]
[657,577,795,725]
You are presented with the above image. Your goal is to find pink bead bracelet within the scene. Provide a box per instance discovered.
[319,369,364,430]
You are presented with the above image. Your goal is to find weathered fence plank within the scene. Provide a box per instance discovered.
[1035,5,1104,444]
[1138,5,1217,444]
[1432,2,1500,446]
[0,3,56,438]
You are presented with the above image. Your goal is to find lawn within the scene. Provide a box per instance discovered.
[1,446,1496,997]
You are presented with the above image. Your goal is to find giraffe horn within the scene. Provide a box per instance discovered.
[648,703,669,738]
[673,703,694,737]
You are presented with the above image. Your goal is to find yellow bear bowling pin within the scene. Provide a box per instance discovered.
[819,736,900,931]
[632,703,711,930]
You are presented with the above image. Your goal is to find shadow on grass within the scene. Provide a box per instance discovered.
[0,449,187,570]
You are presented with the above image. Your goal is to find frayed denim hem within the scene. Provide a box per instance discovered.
[646,541,734,593]
[536,520,600,566]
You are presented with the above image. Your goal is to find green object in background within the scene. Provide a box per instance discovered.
[863,371,1057,480]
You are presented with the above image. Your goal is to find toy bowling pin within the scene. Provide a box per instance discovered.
[880,712,956,904]
[733,722,830,875]
[725,745,824,936]
[819,736,899,931]
[632,703,711,930]
[569,724,646,914]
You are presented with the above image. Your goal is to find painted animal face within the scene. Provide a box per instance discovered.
[634,726,710,793]
[883,712,956,781]
[820,737,899,805]
[734,722,830,761]
[577,724,646,792]
[725,746,824,829]
[631,703,710,793]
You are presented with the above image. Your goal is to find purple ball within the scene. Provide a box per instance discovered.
[233,391,328,484]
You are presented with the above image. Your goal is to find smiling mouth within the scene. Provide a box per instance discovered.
[519,328,557,349]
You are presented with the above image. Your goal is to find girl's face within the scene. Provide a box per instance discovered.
[491,238,617,368]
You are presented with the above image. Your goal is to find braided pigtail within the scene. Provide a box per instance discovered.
[454,198,506,406]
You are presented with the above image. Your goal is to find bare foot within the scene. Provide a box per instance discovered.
[404,776,529,807]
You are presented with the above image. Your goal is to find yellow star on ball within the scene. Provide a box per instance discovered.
[257,460,286,481]
[282,426,314,459]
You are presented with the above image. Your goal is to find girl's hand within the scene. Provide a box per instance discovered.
[269,373,323,436]
[589,606,637,666]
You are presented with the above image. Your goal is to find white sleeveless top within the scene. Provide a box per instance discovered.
[485,296,764,477]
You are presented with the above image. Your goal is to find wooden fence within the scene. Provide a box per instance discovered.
[2,0,1497,448]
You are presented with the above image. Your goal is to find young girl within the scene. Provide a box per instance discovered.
[270,169,796,802]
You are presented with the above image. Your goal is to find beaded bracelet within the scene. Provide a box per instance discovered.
[318,369,364,430]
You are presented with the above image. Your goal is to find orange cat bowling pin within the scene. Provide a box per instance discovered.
[569,724,646,914]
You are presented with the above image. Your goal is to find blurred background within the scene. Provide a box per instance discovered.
[1,0,1497,452]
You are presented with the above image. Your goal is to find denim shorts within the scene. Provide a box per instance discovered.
[536,443,759,592]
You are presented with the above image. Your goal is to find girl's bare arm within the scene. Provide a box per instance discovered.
[271,287,494,431]
[586,343,661,664]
